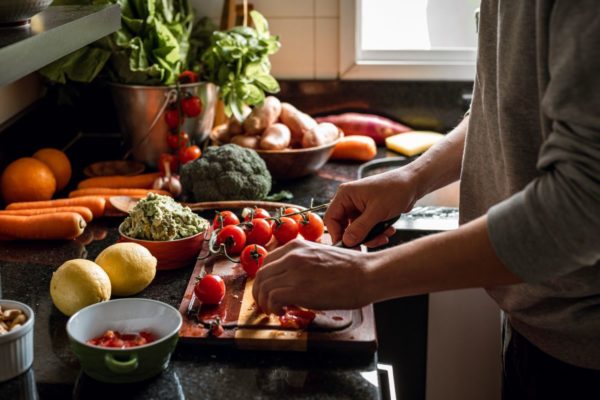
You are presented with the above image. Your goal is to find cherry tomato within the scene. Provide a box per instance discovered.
[273,217,299,245]
[212,210,240,230]
[283,207,303,224]
[179,145,201,165]
[158,153,179,175]
[194,274,226,305]
[298,212,325,242]
[245,218,272,246]
[182,96,202,117]
[242,207,271,221]
[278,306,316,329]
[167,131,189,149]
[216,225,246,255]
[178,70,199,83]
[240,244,268,278]
[164,108,181,130]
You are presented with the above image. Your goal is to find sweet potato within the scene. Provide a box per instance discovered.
[231,135,260,149]
[330,136,377,162]
[302,123,341,148]
[259,123,292,150]
[280,103,317,146]
[243,96,282,135]
[315,113,411,145]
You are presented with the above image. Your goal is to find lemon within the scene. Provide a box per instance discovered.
[95,243,157,296]
[50,259,111,316]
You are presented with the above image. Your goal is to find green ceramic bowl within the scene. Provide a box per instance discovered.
[66,298,182,383]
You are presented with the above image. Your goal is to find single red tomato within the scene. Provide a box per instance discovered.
[182,96,202,117]
[283,207,303,224]
[212,210,240,230]
[178,70,199,83]
[179,145,201,165]
[273,217,299,245]
[167,131,189,149]
[216,225,247,255]
[164,108,181,130]
[158,153,179,175]
[245,218,273,246]
[240,244,268,278]
[242,207,271,221]
[298,212,325,242]
[194,274,226,305]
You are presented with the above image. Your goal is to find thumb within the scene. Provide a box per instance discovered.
[342,210,377,247]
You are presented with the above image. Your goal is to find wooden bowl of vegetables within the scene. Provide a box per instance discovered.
[211,97,343,180]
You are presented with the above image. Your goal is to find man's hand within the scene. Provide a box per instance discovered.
[252,239,371,315]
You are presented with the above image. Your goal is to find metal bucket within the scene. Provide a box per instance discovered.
[109,82,217,167]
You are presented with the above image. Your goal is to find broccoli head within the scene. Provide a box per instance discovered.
[180,144,272,201]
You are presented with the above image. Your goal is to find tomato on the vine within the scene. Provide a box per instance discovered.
[245,218,273,246]
[279,306,316,329]
[298,212,325,242]
[283,207,303,224]
[182,96,202,117]
[158,153,179,175]
[242,207,271,221]
[240,244,268,278]
[194,274,225,305]
[273,217,299,245]
[216,225,246,255]
[212,210,240,230]
[164,108,181,130]
[179,145,201,165]
[167,131,189,149]
[178,70,199,83]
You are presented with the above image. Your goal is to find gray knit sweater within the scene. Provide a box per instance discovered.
[460,0,600,369]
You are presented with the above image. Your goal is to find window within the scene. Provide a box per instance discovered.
[340,0,479,80]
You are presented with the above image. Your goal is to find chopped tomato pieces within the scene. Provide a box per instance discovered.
[278,306,316,330]
[87,330,156,349]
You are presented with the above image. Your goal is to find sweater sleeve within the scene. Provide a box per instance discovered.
[487,0,600,282]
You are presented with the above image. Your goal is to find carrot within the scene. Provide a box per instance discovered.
[330,136,377,162]
[77,172,160,190]
[0,212,86,240]
[315,113,412,145]
[0,206,93,223]
[68,188,172,199]
[6,196,106,219]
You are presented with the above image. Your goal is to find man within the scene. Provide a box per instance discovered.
[253,1,599,398]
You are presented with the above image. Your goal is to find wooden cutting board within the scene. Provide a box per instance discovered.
[177,203,377,353]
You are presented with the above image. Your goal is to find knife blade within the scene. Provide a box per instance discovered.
[333,215,401,248]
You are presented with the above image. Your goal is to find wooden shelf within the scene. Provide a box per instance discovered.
[0,5,120,86]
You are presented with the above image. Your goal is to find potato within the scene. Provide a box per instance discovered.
[259,123,291,150]
[301,122,341,148]
[227,105,252,136]
[231,135,260,149]
[213,124,234,144]
[243,96,282,135]
[280,102,317,146]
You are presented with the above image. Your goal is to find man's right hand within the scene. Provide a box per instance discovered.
[324,168,419,247]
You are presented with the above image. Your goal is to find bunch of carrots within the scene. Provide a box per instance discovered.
[0,172,172,241]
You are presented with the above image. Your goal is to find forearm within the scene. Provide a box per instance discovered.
[363,214,521,303]
[403,115,469,199]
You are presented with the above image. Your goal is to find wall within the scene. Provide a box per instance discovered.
[193,0,339,79]
[0,74,44,127]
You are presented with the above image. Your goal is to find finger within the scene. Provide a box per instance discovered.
[324,186,355,244]
[253,255,290,305]
[363,227,395,248]
[267,287,297,315]
[262,239,301,266]
[342,208,379,247]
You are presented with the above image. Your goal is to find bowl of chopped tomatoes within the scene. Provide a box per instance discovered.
[66,298,182,383]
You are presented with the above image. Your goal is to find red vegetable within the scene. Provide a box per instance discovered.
[178,70,199,83]
[298,212,324,242]
[212,210,240,230]
[178,145,201,165]
[279,306,316,330]
[167,131,189,149]
[216,225,247,255]
[194,274,226,305]
[273,217,299,245]
[245,218,272,246]
[182,96,202,117]
[242,207,271,221]
[315,113,411,145]
[240,244,268,278]
[164,108,181,130]
[283,207,303,224]
[87,330,155,349]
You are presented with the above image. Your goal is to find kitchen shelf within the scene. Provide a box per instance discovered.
[0,5,120,86]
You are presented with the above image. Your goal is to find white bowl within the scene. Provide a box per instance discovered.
[0,300,35,382]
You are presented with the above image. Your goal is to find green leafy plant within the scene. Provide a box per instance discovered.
[200,10,281,120]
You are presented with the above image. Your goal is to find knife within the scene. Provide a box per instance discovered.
[333,215,401,248]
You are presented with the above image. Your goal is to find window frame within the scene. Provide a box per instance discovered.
[339,0,477,81]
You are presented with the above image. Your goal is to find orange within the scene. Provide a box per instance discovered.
[1,157,56,204]
[33,148,72,191]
